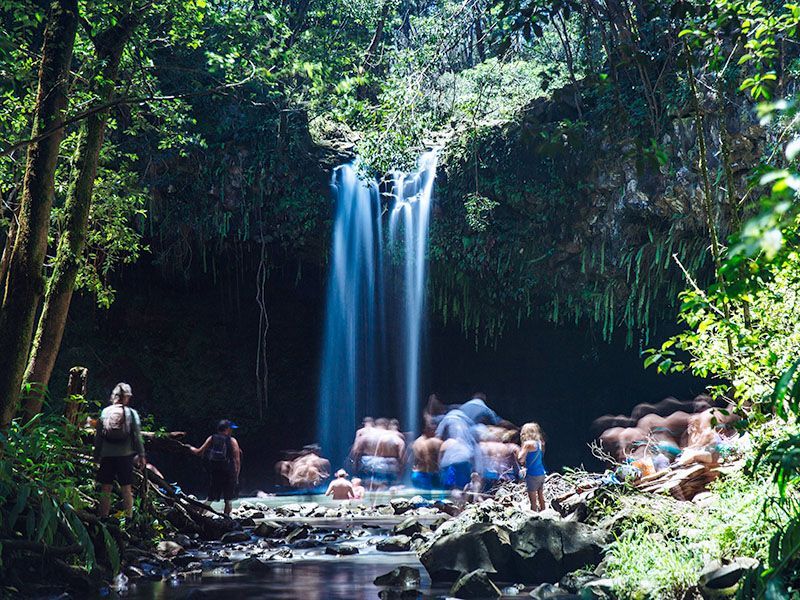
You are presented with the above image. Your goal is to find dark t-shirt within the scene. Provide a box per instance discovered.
[459,399,500,425]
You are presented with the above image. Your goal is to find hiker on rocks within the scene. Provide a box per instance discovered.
[190,419,241,516]
[411,423,442,492]
[519,422,547,512]
[94,382,146,518]
[478,426,520,492]
[326,469,355,500]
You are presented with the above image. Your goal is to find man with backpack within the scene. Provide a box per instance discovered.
[190,420,242,515]
[94,383,146,518]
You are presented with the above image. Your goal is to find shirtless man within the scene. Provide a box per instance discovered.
[361,418,404,487]
[288,449,331,489]
[411,424,442,491]
[325,469,354,500]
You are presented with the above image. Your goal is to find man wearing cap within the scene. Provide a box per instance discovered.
[190,419,242,515]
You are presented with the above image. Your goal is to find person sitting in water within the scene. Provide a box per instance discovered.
[190,419,242,516]
[351,477,365,500]
[411,424,442,492]
[326,469,355,500]
[463,472,484,503]
[518,422,547,512]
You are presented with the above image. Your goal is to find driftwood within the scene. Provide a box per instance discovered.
[552,459,745,517]
[141,431,192,455]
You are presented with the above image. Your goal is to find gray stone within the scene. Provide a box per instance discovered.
[529,583,571,599]
[378,590,420,600]
[325,544,359,556]
[374,566,421,587]
[449,569,501,599]
[510,520,605,583]
[285,525,311,543]
[391,498,414,515]
[420,523,513,582]
[156,541,184,557]
[376,535,411,552]
[699,557,759,591]
[558,571,599,593]
[393,516,425,536]
[220,531,250,544]
[253,520,283,538]
[233,556,271,573]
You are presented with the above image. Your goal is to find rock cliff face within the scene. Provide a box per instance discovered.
[429,85,765,344]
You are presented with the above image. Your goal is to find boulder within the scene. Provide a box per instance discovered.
[376,535,412,552]
[529,583,573,599]
[374,566,421,587]
[420,523,513,582]
[450,569,501,599]
[393,517,425,536]
[325,544,359,556]
[234,557,271,573]
[156,541,184,558]
[285,525,311,543]
[220,531,251,544]
[378,590,419,600]
[510,519,605,583]
[293,539,320,549]
[699,557,759,592]
[391,498,414,515]
[238,516,256,527]
[558,571,599,593]
[169,534,194,549]
[253,521,283,538]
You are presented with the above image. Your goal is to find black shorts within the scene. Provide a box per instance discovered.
[208,464,236,502]
[98,455,135,486]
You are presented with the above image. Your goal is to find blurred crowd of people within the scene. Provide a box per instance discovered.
[593,395,743,478]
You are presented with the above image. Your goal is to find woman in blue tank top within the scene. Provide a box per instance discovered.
[518,422,547,511]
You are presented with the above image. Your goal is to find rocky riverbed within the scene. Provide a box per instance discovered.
[114,477,621,599]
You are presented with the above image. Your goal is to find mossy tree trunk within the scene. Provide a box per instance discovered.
[22,14,140,418]
[0,0,78,428]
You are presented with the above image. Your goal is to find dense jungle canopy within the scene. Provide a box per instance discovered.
[1,0,800,596]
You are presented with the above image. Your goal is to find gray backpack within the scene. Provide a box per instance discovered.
[102,405,131,443]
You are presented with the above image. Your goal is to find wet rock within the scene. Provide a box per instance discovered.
[250,511,265,519]
[430,516,449,530]
[170,534,194,549]
[699,557,759,592]
[376,535,412,552]
[450,569,501,599]
[421,523,512,582]
[234,556,271,573]
[391,498,413,515]
[558,571,598,593]
[378,590,420,600]
[529,583,572,598]
[253,520,283,538]
[267,548,293,560]
[433,500,461,517]
[509,519,605,583]
[173,554,206,568]
[322,533,339,542]
[238,516,256,527]
[156,541,184,558]
[293,539,320,549]
[374,566,421,587]
[581,578,615,599]
[220,531,250,544]
[393,517,425,536]
[285,525,311,543]
[325,544,359,556]
[124,566,145,579]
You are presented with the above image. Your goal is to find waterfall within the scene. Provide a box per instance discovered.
[318,152,437,468]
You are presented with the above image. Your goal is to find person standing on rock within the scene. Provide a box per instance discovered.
[190,420,242,516]
[518,422,547,512]
[94,383,146,518]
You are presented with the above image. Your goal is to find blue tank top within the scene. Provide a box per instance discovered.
[525,442,546,476]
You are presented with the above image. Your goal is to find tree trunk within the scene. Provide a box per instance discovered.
[22,16,137,417]
[64,366,88,426]
[0,0,78,429]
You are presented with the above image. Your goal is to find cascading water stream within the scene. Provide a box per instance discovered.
[318,152,437,468]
